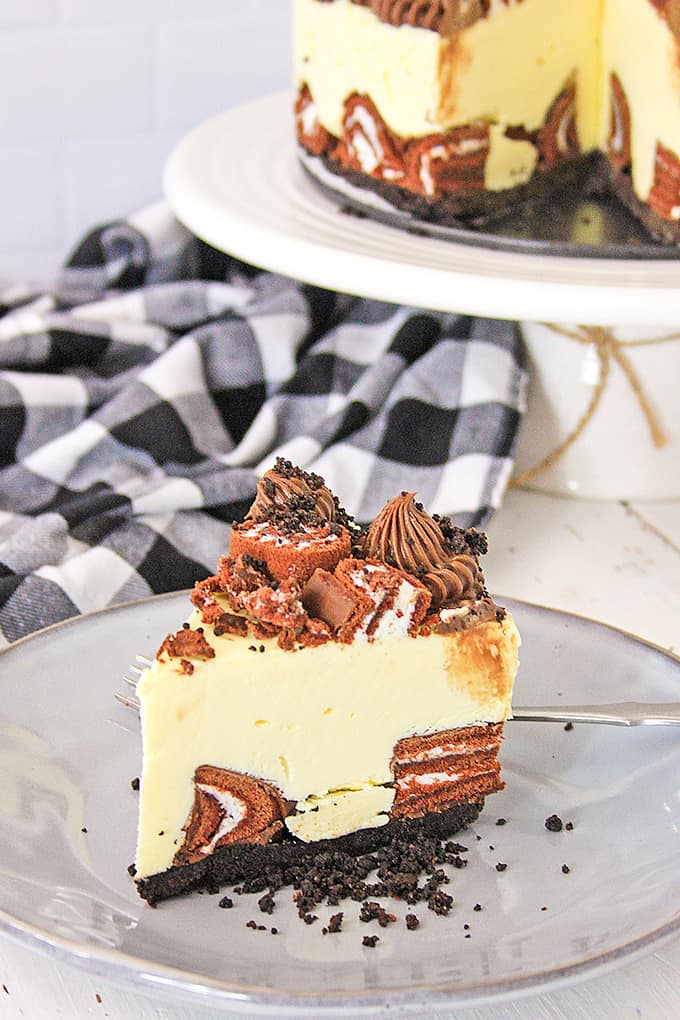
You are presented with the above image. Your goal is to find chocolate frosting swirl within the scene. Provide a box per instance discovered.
[247,458,338,523]
[343,0,488,34]
[364,492,484,609]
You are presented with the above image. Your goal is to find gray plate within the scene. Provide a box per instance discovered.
[0,594,679,1017]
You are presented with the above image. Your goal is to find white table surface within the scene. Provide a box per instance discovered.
[1,488,678,1019]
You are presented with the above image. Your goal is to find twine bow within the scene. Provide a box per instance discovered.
[511,324,678,489]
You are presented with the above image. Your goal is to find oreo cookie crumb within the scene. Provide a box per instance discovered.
[445,842,468,854]
[465,933,471,939]
[81,827,88,834]
[360,901,396,927]
[565,821,574,831]
[218,896,234,909]
[541,906,548,911]
[545,814,564,832]
[127,863,137,877]
[328,912,344,933]
[495,862,508,872]
[359,901,381,923]
[405,914,420,930]
[434,518,488,560]
[362,935,379,948]
[463,923,470,930]
[495,818,507,826]
[564,722,574,731]
[561,864,571,874]
[428,890,453,916]
[271,927,278,935]
[473,903,482,912]
[258,891,276,915]
[131,777,140,791]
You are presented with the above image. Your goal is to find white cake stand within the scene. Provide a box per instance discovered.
[164,91,680,328]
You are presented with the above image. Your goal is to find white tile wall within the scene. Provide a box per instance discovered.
[0,0,292,287]
[0,1,58,26]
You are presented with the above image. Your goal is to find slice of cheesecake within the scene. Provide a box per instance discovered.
[134,461,519,904]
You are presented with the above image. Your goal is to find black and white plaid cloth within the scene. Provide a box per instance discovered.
[0,202,527,646]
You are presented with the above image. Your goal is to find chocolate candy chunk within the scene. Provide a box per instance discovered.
[301,569,358,630]
[213,612,249,638]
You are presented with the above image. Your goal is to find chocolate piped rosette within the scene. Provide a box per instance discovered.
[294,0,680,243]
[134,460,520,905]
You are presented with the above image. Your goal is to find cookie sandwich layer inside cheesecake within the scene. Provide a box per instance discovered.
[134,461,520,904]
[294,0,680,242]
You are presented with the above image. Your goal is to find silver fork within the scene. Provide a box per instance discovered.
[114,654,151,711]
[511,703,680,727]
[115,660,680,727]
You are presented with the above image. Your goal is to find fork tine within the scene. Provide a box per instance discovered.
[115,692,140,711]
[116,653,151,711]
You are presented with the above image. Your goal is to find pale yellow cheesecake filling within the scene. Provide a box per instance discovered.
[294,0,601,191]
[135,602,519,879]
[435,0,601,147]
[599,0,680,201]
[286,786,396,842]
[294,0,680,201]
[486,125,539,194]
[294,0,441,139]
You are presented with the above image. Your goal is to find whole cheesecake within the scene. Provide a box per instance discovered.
[293,0,680,243]
[134,461,520,904]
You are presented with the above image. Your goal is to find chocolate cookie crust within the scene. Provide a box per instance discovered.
[137,800,482,905]
[302,147,602,230]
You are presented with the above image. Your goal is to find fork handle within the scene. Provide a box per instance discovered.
[510,702,680,727]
